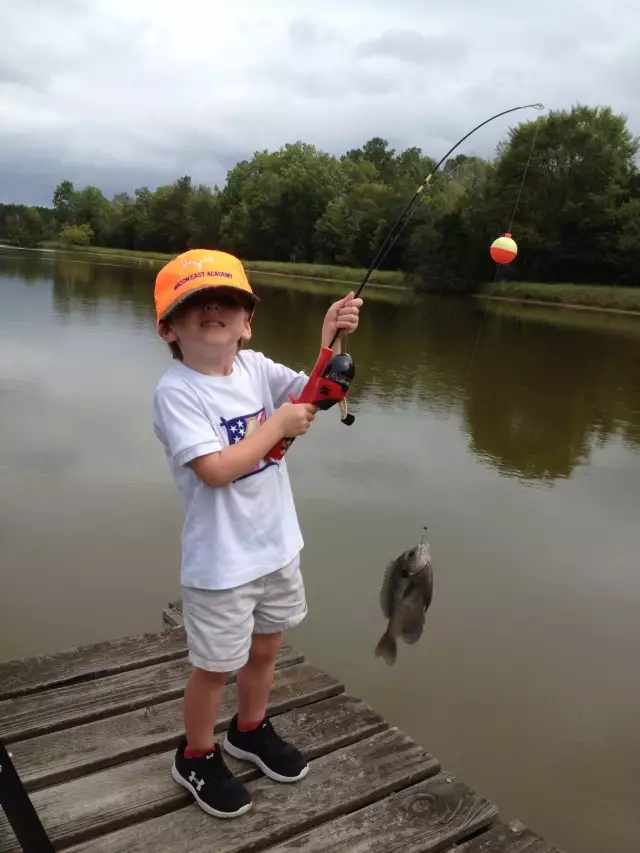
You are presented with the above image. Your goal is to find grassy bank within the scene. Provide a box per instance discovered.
[39,242,407,287]
[40,242,174,263]
[247,271,420,305]
[479,280,640,313]
[484,299,640,342]
[34,242,640,313]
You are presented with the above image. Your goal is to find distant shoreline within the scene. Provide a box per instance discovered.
[6,242,640,317]
[474,293,640,318]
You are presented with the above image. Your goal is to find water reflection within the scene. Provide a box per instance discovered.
[3,247,640,853]
[6,247,640,484]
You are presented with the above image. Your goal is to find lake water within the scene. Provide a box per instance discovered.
[1,246,640,852]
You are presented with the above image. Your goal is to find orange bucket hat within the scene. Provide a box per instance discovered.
[154,248,259,325]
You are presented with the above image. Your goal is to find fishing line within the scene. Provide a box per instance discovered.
[359,155,493,280]
[328,102,545,349]
[464,115,543,385]
[269,104,546,458]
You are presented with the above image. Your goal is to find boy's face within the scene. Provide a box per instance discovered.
[159,289,253,356]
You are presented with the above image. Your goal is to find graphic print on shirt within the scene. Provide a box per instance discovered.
[220,406,279,481]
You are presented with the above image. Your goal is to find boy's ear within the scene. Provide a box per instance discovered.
[241,308,253,341]
[158,320,177,343]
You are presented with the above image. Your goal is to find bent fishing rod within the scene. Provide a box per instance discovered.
[328,101,544,347]
[265,102,545,462]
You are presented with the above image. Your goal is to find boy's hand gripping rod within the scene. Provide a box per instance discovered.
[264,335,355,462]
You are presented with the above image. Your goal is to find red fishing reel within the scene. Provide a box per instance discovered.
[266,345,356,461]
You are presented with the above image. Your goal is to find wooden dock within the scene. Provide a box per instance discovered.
[0,607,564,853]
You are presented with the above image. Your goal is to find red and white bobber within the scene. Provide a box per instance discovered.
[490,232,518,264]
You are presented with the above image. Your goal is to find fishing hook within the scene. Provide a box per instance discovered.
[328,101,545,349]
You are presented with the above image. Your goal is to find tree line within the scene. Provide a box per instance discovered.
[2,104,639,289]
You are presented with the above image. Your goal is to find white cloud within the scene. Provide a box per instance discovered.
[1,0,639,204]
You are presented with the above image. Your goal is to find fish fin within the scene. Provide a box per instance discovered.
[379,557,402,618]
[401,573,432,644]
[420,567,434,612]
[401,614,425,645]
[374,629,397,665]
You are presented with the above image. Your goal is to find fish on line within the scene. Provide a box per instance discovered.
[374,527,434,666]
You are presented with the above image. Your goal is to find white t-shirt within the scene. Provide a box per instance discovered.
[153,350,308,590]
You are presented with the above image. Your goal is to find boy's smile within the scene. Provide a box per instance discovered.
[194,297,247,336]
[199,305,228,331]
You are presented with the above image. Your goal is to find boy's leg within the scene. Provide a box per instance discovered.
[183,667,229,751]
[223,554,309,783]
[171,582,260,819]
[236,631,282,726]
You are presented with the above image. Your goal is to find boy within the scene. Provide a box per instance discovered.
[152,248,362,819]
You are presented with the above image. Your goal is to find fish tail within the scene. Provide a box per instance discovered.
[374,629,397,666]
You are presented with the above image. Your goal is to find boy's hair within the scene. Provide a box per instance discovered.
[167,338,183,360]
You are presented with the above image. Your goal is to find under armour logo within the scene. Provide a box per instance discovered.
[182,255,216,271]
[189,771,205,791]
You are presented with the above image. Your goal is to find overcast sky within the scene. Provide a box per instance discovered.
[1,0,639,206]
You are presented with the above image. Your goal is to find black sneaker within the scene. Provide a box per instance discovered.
[223,715,308,783]
[171,738,252,818]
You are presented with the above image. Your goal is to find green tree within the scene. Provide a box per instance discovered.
[218,142,342,262]
[345,137,398,184]
[73,186,112,245]
[483,104,640,283]
[59,223,94,245]
[4,207,44,247]
[617,198,640,284]
[107,192,139,250]
[144,175,193,253]
[186,185,222,248]
[52,180,76,226]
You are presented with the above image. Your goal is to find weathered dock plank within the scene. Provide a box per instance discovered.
[0,645,302,743]
[1,694,390,853]
[162,600,184,629]
[264,772,498,852]
[66,727,440,853]
[453,820,565,852]
[0,624,564,853]
[9,662,341,791]
[161,604,184,629]
[0,627,188,701]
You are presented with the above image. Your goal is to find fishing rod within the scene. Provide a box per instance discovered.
[329,100,545,342]
[265,102,545,462]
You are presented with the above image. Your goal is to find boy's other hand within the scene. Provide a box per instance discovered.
[273,402,318,437]
[321,291,363,349]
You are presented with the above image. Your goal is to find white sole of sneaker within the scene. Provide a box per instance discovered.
[222,738,309,783]
[171,762,252,818]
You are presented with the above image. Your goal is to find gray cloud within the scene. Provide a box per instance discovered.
[356,28,467,66]
[288,17,345,50]
[1,0,639,206]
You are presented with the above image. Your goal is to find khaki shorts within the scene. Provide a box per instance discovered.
[181,553,307,673]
